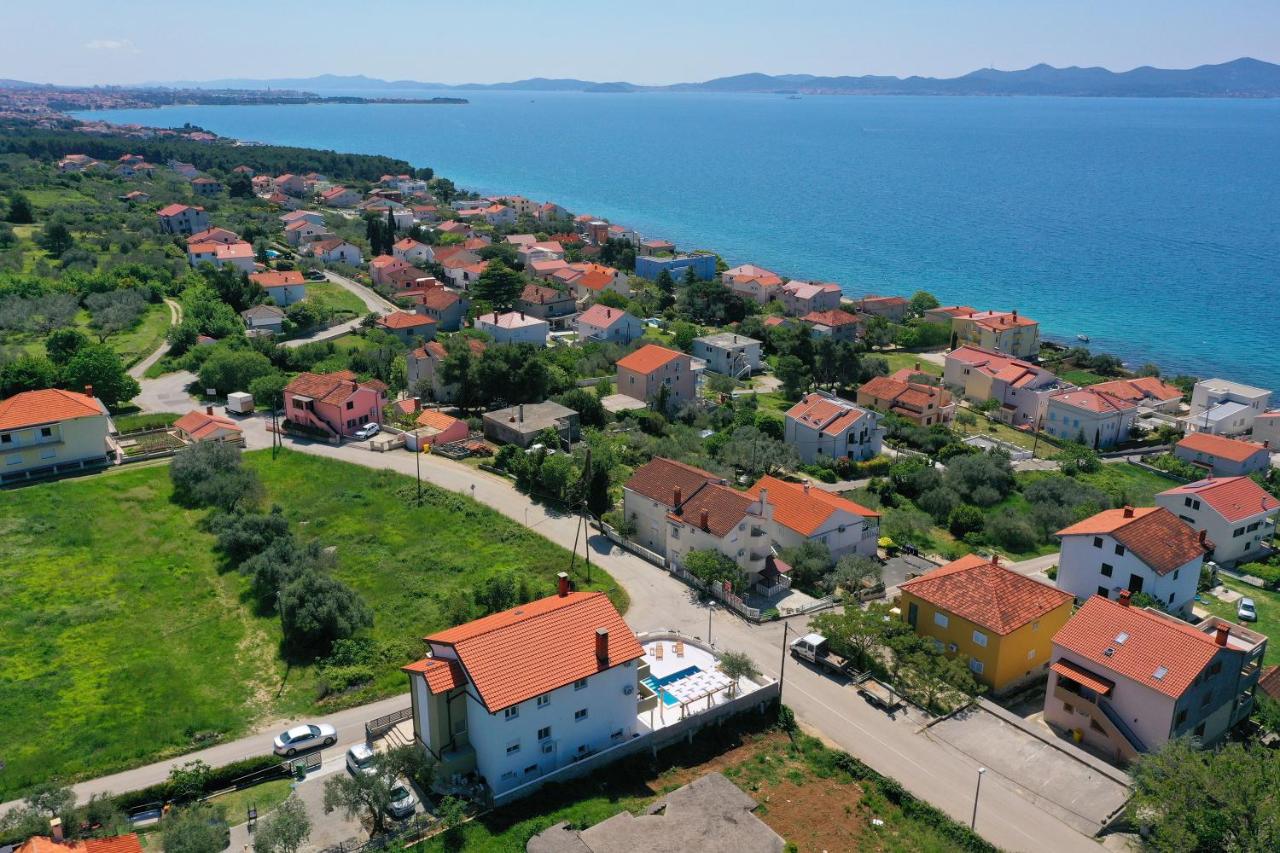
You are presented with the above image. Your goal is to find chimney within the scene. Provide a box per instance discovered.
[606,308,611,318]
[520,311,525,321]
[1215,624,1230,647]
[1012,310,1018,320]
[84,384,94,398]
[595,627,609,663]
[50,819,63,844]
[699,508,709,530]
[206,405,214,416]
[518,404,524,423]
[991,553,1000,567]
[673,486,682,507]
[1118,590,1131,607]
[914,362,921,371]
[557,571,569,597]
[1123,505,1134,518]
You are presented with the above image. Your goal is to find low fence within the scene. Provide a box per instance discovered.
[596,520,667,568]
[491,677,780,808]
[365,706,413,738]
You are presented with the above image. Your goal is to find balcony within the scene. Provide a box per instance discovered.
[1052,681,1144,762]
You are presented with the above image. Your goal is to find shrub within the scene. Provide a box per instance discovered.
[983,509,1039,553]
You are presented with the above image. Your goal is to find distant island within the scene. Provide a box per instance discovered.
[132,57,1280,98]
[0,83,467,112]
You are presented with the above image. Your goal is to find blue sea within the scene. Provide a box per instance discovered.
[78,92,1280,388]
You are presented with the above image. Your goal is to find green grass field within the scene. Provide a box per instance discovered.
[0,450,622,799]
[301,281,367,317]
[881,351,943,377]
[1077,462,1184,506]
[0,302,171,367]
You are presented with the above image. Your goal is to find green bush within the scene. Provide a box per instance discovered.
[1241,562,1280,588]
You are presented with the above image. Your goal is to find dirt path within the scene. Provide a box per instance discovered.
[128,297,182,380]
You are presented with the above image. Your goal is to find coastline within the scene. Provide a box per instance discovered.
[61,101,1280,387]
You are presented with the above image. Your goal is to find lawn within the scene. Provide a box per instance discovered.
[303,281,367,317]
[418,719,991,851]
[0,449,623,800]
[881,351,943,377]
[1057,368,1107,387]
[1200,578,1280,666]
[1077,461,1184,506]
[208,777,295,827]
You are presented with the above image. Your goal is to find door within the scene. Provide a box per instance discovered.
[1128,574,1145,594]
[907,602,918,628]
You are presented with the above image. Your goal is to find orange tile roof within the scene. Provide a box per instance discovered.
[186,226,239,245]
[371,254,409,270]
[401,657,465,694]
[156,203,199,217]
[578,304,632,329]
[616,344,686,374]
[17,835,143,853]
[1159,476,1280,523]
[250,270,305,288]
[1050,388,1138,415]
[1052,596,1220,699]
[520,283,564,303]
[1057,507,1206,575]
[1090,377,1183,405]
[0,388,103,430]
[900,554,1072,635]
[285,370,373,406]
[420,289,460,310]
[378,311,435,330]
[1176,432,1269,464]
[966,310,1037,330]
[424,591,642,712]
[802,309,861,327]
[173,410,241,440]
[415,409,460,431]
[745,475,879,536]
[624,457,722,507]
[669,483,753,536]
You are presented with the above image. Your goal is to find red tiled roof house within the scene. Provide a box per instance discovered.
[0,388,116,482]
[615,345,694,412]
[1174,432,1272,477]
[402,579,644,795]
[1156,477,1279,566]
[283,370,386,440]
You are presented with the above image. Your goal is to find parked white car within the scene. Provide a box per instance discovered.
[354,422,381,440]
[346,743,377,776]
[273,723,336,756]
[386,779,418,819]
[1237,597,1258,622]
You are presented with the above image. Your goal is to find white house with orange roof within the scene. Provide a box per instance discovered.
[745,475,880,559]
[855,295,910,323]
[692,332,762,378]
[1174,432,1272,477]
[722,264,784,304]
[305,238,363,266]
[622,457,727,558]
[801,309,862,343]
[188,240,256,273]
[1088,377,1185,415]
[1055,506,1209,617]
[281,209,326,228]
[376,311,437,344]
[577,304,642,345]
[407,339,485,403]
[392,237,432,266]
[173,408,243,444]
[1156,476,1278,566]
[1045,594,1265,760]
[0,388,116,482]
[283,218,331,247]
[402,579,645,795]
[249,270,307,306]
[784,391,882,464]
[274,174,307,196]
[615,345,694,411]
[951,310,1040,359]
[943,346,1064,427]
[923,304,977,327]
[1043,387,1138,449]
[1254,410,1280,450]
[779,281,842,316]
[156,203,208,236]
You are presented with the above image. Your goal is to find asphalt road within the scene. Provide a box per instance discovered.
[2,416,1103,852]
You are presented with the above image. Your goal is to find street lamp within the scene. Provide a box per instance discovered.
[707,602,716,647]
[971,767,986,831]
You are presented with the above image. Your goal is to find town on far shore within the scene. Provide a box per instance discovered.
[1,112,1278,853]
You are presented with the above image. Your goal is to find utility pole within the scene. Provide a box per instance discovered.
[778,621,789,698]
[707,602,715,648]
[414,440,422,504]
[971,767,986,830]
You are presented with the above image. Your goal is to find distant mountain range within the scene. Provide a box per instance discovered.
[143,58,1280,98]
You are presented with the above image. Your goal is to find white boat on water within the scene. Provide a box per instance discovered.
[1076,334,1090,343]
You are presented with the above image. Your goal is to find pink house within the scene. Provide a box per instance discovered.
[615,344,694,411]
[412,409,468,448]
[284,370,387,440]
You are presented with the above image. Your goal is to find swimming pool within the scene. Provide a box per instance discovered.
[642,665,701,706]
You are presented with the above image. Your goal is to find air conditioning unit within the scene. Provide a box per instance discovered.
[541,741,555,755]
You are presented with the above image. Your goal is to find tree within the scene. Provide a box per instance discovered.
[899,647,982,712]
[778,541,833,592]
[210,507,291,564]
[908,290,940,317]
[473,260,523,312]
[811,602,897,670]
[883,508,933,548]
[682,549,748,594]
[670,321,698,352]
[717,425,798,477]
[947,504,985,538]
[252,796,311,853]
[227,172,254,198]
[86,288,148,342]
[249,372,291,413]
[322,747,426,837]
[198,348,277,396]
[1128,738,1280,852]
[556,387,606,429]
[862,316,894,350]
[775,354,812,400]
[0,354,59,396]
[61,344,139,406]
[171,441,262,511]
[5,191,34,224]
[828,554,883,597]
[654,268,676,309]
[37,221,75,258]
[717,650,760,696]
[45,327,90,366]
[280,571,372,653]
[161,804,228,853]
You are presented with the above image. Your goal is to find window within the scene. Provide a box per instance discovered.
[0,433,10,444]
[506,741,520,755]
[1210,661,1222,676]
[1097,585,1110,598]
[1174,569,1180,581]
[1248,522,1261,532]
[39,427,52,438]
[933,612,949,629]
[574,678,588,690]
[346,401,353,410]
[574,708,588,722]
[1100,563,1113,578]
[1175,709,1188,726]
[1114,544,1126,556]
[611,729,625,740]
[453,717,467,734]
[1092,537,1103,549]
[1194,722,1206,738]
[1027,648,1036,661]
[1233,527,1245,538]
[524,764,538,775]
[537,726,551,741]
[972,630,988,648]
[1200,691,1212,707]
[541,741,555,754]
[537,694,550,708]
[504,706,519,720]
[501,771,516,782]
[969,659,984,675]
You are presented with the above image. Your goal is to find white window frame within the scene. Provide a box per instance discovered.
[933,612,949,629]
[971,630,988,648]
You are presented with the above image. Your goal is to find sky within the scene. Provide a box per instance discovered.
[5,0,1279,87]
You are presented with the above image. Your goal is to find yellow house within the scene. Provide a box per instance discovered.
[898,554,1074,694]
[0,387,116,484]
[951,310,1040,360]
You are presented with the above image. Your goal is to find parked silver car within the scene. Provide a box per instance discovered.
[386,779,418,819]
[273,723,336,756]
[354,422,381,441]
[346,743,377,776]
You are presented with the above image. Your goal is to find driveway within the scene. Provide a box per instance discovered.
[132,370,200,415]
[882,553,939,591]
[227,753,368,853]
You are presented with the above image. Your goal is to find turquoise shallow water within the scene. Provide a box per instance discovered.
[79,92,1280,387]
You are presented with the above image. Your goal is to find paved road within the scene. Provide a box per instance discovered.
[132,369,200,415]
[323,271,398,314]
[3,418,1102,851]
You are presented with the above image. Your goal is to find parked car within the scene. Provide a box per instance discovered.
[346,743,377,776]
[353,422,381,440]
[1237,597,1258,622]
[305,269,327,281]
[273,723,336,756]
[386,780,418,819]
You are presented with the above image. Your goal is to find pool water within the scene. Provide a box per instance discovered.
[642,665,701,706]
